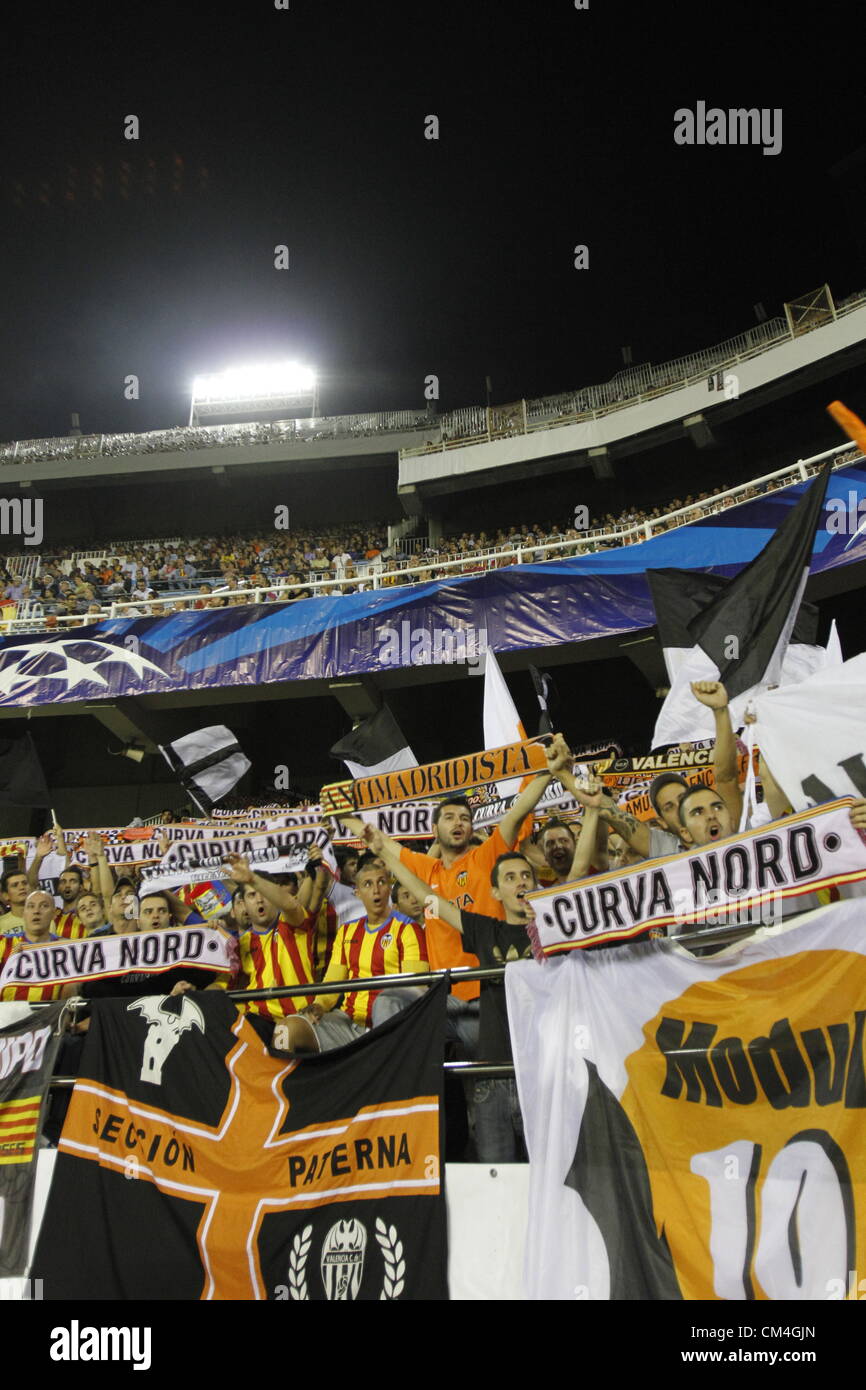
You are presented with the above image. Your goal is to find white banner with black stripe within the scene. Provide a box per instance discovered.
[528,799,866,955]
[0,926,235,994]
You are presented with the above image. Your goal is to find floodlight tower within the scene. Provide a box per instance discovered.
[188,362,319,426]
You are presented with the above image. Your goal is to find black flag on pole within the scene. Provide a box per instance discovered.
[528,665,557,736]
[0,734,51,809]
[649,465,832,746]
[685,463,831,698]
[329,705,417,779]
[647,570,819,685]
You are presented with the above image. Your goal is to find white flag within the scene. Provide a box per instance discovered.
[483,650,527,799]
[652,634,842,749]
[751,652,866,811]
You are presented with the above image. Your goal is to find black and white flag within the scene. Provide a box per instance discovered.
[650,464,833,746]
[159,725,252,816]
[33,986,448,1299]
[329,705,417,780]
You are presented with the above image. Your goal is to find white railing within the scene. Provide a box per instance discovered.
[2,440,860,636]
[403,287,866,458]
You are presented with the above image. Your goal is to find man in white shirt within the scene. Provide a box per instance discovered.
[332,550,353,581]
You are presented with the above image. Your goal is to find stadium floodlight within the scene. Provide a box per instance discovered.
[188,361,318,425]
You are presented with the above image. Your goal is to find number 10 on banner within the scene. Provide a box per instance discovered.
[691,1132,855,1300]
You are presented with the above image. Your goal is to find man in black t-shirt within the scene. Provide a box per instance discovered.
[381,840,537,1163]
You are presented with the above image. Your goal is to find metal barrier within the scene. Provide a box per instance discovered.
[47,965,516,1080]
[45,913,763,1085]
[99,441,866,621]
[405,288,866,457]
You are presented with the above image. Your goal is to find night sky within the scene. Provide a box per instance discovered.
[3,0,864,443]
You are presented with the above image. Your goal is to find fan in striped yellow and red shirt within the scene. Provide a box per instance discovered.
[236,913,319,1020]
[53,908,88,941]
[317,911,428,1030]
[1,891,63,1002]
[0,934,63,1003]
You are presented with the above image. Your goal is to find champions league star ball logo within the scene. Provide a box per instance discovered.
[0,639,169,702]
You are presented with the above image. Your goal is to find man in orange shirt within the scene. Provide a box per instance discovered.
[337,734,572,1041]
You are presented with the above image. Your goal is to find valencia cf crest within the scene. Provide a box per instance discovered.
[320,1218,367,1299]
[282,1217,406,1300]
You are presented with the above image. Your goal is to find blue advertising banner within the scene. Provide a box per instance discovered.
[0,466,863,709]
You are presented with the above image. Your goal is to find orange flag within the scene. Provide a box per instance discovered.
[827,399,866,454]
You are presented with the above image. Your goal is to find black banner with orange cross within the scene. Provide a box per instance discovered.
[33,984,448,1300]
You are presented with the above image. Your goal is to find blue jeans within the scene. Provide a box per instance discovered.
[473,1079,524,1163]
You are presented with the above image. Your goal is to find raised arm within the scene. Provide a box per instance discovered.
[223,853,307,927]
[568,792,603,880]
[84,831,115,908]
[691,680,743,826]
[53,820,72,871]
[742,709,793,821]
[329,813,402,862]
[758,753,793,820]
[498,734,572,848]
[161,886,198,925]
[422,892,462,932]
[297,844,331,915]
[361,824,446,911]
[28,831,56,891]
[559,766,652,859]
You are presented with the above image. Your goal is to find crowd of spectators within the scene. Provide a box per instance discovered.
[0,450,851,629]
[0,448,856,629]
[0,525,391,622]
[2,678,865,1165]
